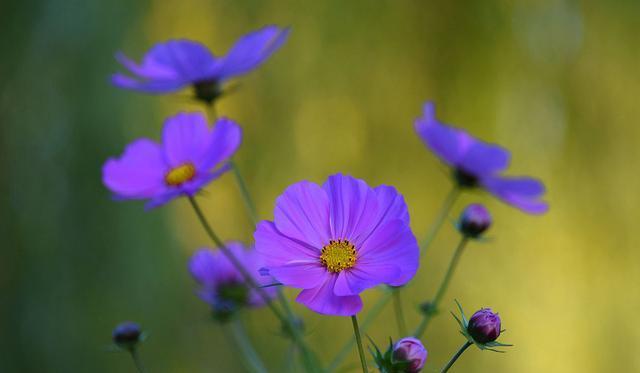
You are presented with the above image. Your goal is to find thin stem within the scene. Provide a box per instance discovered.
[187,196,319,372]
[128,348,146,373]
[351,315,368,373]
[421,185,460,257]
[441,342,472,373]
[230,160,259,226]
[227,321,268,373]
[207,102,218,121]
[392,288,407,336]
[414,237,469,338]
[327,291,391,372]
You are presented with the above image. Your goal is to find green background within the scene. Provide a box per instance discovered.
[2,0,639,372]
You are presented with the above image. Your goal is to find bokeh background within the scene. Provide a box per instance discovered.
[2,0,640,372]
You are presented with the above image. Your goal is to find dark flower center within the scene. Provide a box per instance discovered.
[453,168,479,188]
[193,79,223,105]
[320,239,357,273]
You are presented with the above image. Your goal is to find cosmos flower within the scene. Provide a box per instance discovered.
[467,308,502,344]
[255,174,419,316]
[189,243,275,321]
[102,112,241,209]
[111,26,290,103]
[392,337,428,373]
[414,102,548,214]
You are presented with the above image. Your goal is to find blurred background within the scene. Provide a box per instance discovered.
[2,0,639,372]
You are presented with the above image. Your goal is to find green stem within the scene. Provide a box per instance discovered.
[421,186,459,257]
[441,342,472,373]
[351,315,368,373]
[207,102,218,121]
[392,288,407,336]
[128,348,146,373]
[414,237,469,338]
[227,321,268,373]
[327,291,390,372]
[230,160,259,226]
[187,196,319,372]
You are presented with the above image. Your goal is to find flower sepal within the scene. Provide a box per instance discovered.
[451,300,512,353]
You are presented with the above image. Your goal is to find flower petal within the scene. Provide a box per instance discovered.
[458,141,510,176]
[296,275,363,316]
[254,221,320,267]
[483,176,549,214]
[188,248,218,286]
[102,139,167,199]
[218,26,290,79]
[269,261,328,289]
[323,174,379,246]
[414,102,475,167]
[199,117,242,170]
[333,264,401,296]
[273,181,331,249]
[110,73,188,93]
[358,220,419,287]
[161,112,212,167]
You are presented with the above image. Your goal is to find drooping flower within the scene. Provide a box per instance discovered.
[458,203,492,238]
[467,308,501,344]
[189,243,276,321]
[102,112,241,209]
[414,102,548,214]
[255,174,419,316]
[111,26,290,103]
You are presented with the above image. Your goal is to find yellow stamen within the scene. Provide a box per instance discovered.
[165,163,196,186]
[320,239,357,273]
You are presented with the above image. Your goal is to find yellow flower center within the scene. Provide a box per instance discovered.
[320,239,357,273]
[165,163,196,186]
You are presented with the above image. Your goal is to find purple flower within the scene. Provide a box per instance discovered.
[189,243,276,320]
[415,102,548,214]
[102,112,241,209]
[255,174,419,316]
[458,203,492,238]
[467,308,501,344]
[393,337,428,373]
[112,26,290,103]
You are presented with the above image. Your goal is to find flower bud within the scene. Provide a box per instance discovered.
[458,203,491,238]
[467,308,501,344]
[112,321,142,349]
[392,337,428,373]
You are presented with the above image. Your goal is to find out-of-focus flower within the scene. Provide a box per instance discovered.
[414,102,548,214]
[392,337,428,372]
[458,203,492,238]
[112,321,143,349]
[255,173,419,316]
[468,308,501,344]
[189,243,276,321]
[102,113,241,209]
[452,301,511,351]
[111,26,290,103]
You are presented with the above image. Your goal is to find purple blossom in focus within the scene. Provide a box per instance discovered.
[189,243,276,320]
[467,308,502,344]
[255,174,419,316]
[111,26,289,102]
[414,102,548,214]
[102,112,241,209]
[393,337,428,373]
